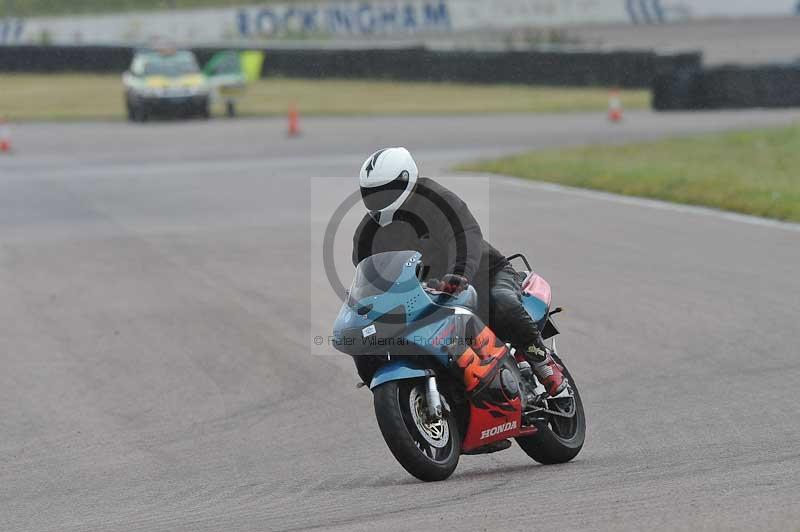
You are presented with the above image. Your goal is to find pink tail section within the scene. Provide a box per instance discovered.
[522,272,552,306]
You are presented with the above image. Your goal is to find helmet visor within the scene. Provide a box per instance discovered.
[360,176,409,212]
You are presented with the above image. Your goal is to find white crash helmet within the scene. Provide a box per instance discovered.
[359,147,419,227]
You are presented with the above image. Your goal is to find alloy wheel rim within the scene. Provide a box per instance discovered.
[408,385,449,448]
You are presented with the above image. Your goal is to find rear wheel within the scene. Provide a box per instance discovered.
[373,379,460,481]
[516,354,585,464]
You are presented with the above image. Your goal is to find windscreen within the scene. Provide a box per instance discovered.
[143,53,200,76]
[349,250,417,303]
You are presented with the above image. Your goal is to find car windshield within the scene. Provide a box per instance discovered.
[142,53,199,76]
[349,251,418,303]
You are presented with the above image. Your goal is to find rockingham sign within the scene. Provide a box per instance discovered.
[237,0,450,37]
[1,0,798,45]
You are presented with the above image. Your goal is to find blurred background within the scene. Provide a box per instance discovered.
[2,0,800,219]
[3,0,800,120]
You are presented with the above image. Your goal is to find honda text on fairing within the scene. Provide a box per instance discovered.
[332,250,586,481]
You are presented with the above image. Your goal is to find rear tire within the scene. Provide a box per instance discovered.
[373,379,460,481]
[516,354,585,464]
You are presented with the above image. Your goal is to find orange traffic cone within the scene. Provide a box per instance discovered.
[287,103,300,137]
[608,90,623,123]
[0,118,11,153]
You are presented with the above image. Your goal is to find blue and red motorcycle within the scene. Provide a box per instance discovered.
[333,250,585,481]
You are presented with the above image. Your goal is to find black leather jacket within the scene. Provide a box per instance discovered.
[352,177,507,290]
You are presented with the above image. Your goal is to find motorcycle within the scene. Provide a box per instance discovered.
[332,250,585,481]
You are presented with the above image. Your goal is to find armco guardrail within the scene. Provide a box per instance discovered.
[653,64,800,110]
[0,45,700,88]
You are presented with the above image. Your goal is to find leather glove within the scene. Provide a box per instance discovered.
[524,332,550,363]
[438,274,469,295]
[425,278,441,290]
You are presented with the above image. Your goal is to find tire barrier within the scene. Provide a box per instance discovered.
[0,45,133,72]
[653,63,800,110]
[0,45,700,89]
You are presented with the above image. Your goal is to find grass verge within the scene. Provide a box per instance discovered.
[460,125,800,222]
[0,74,649,121]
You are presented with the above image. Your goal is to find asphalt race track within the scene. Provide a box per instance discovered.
[2,110,800,531]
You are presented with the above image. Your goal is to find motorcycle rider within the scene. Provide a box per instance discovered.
[351,147,566,397]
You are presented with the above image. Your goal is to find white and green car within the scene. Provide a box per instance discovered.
[123,49,211,122]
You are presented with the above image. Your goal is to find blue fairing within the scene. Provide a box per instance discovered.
[522,294,549,322]
[370,360,431,389]
[332,251,455,354]
[405,317,455,363]
[334,250,549,386]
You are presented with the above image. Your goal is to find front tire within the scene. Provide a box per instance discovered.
[516,354,586,464]
[131,103,147,123]
[373,379,460,481]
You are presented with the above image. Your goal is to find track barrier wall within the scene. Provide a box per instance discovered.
[653,64,800,110]
[0,45,700,89]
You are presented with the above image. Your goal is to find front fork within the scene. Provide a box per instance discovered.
[425,376,443,420]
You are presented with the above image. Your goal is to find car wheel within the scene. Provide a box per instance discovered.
[131,104,147,123]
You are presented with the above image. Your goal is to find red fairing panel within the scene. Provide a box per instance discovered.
[461,400,538,451]
[454,320,538,451]
[462,399,524,451]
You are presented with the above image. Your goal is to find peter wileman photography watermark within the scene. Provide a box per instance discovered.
[308,175,493,355]
[312,333,479,349]
[319,185,472,303]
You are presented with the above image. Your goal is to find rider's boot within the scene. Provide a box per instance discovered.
[524,340,567,397]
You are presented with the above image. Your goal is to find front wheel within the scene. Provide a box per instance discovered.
[131,103,147,123]
[373,379,460,481]
[516,353,586,464]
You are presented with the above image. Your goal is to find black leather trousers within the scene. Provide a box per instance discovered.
[485,263,542,350]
